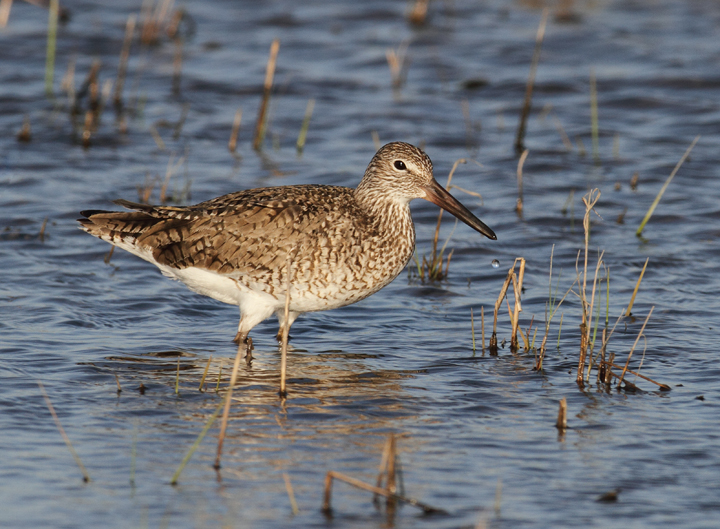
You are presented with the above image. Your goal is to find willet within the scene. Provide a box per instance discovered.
[79,142,496,352]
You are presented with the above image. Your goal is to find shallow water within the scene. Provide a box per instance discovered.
[2,0,720,527]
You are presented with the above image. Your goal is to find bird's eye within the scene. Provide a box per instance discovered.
[393,160,407,170]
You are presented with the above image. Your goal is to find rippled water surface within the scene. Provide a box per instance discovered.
[2,1,720,527]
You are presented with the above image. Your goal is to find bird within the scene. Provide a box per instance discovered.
[79,142,496,353]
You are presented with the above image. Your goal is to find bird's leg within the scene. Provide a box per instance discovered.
[275,310,300,342]
[232,330,253,356]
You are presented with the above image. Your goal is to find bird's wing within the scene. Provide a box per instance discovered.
[124,186,361,276]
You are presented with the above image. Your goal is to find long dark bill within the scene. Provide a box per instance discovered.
[422,179,497,240]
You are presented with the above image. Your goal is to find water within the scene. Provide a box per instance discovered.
[2,0,720,527]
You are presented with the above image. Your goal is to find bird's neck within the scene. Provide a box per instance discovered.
[353,185,416,249]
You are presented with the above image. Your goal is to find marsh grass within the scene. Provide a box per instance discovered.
[296,98,315,154]
[514,8,548,154]
[488,188,666,392]
[38,380,91,482]
[45,0,59,97]
[253,39,280,150]
[636,135,699,237]
[322,436,445,516]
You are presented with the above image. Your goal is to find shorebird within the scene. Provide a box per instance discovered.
[80,142,496,352]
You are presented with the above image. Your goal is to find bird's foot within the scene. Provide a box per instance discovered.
[275,332,292,343]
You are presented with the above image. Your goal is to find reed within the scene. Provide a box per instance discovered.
[600,359,670,391]
[514,8,549,154]
[114,14,137,111]
[552,114,574,151]
[172,36,182,94]
[114,374,122,393]
[556,397,567,430]
[130,420,138,485]
[37,380,91,482]
[407,0,429,25]
[296,98,315,153]
[626,257,648,316]
[215,344,245,468]
[322,471,444,515]
[386,40,409,89]
[38,217,48,242]
[636,135,699,237]
[481,306,485,351]
[616,306,654,389]
[17,114,31,142]
[283,473,299,515]
[45,0,59,97]
[174,357,180,394]
[590,68,599,163]
[253,39,280,150]
[471,308,476,353]
[516,149,529,214]
[279,256,292,398]
[489,258,526,353]
[198,356,212,392]
[171,399,224,485]
[575,189,601,384]
[228,108,242,153]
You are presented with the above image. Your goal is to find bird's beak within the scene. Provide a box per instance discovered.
[422,179,497,240]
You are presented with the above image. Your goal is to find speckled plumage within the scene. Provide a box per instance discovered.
[79,142,496,348]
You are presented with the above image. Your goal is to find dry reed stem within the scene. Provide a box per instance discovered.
[149,124,165,150]
[590,68,599,163]
[114,374,122,393]
[198,356,212,392]
[0,0,11,28]
[322,471,445,515]
[583,251,605,370]
[214,342,247,468]
[170,399,224,485]
[296,98,315,153]
[552,114,573,151]
[371,130,381,150]
[17,115,31,142]
[601,360,670,391]
[283,473,300,515]
[481,306,485,351]
[510,258,526,350]
[576,189,601,383]
[514,8,549,154]
[45,0,59,97]
[556,397,567,430]
[516,149,529,214]
[61,57,75,108]
[279,255,292,398]
[253,39,280,150]
[114,14,136,110]
[174,357,180,394]
[386,40,409,88]
[407,0,429,25]
[172,36,182,94]
[617,306,654,389]
[626,257,649,316]
[636,135,699,236]
[228,108,242,153]
[37,380,91,482]
[38,217,48,241]
[490,268,514,352]
[374,435,393,500]
[471,308,475,353]
[494,477,503,517]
